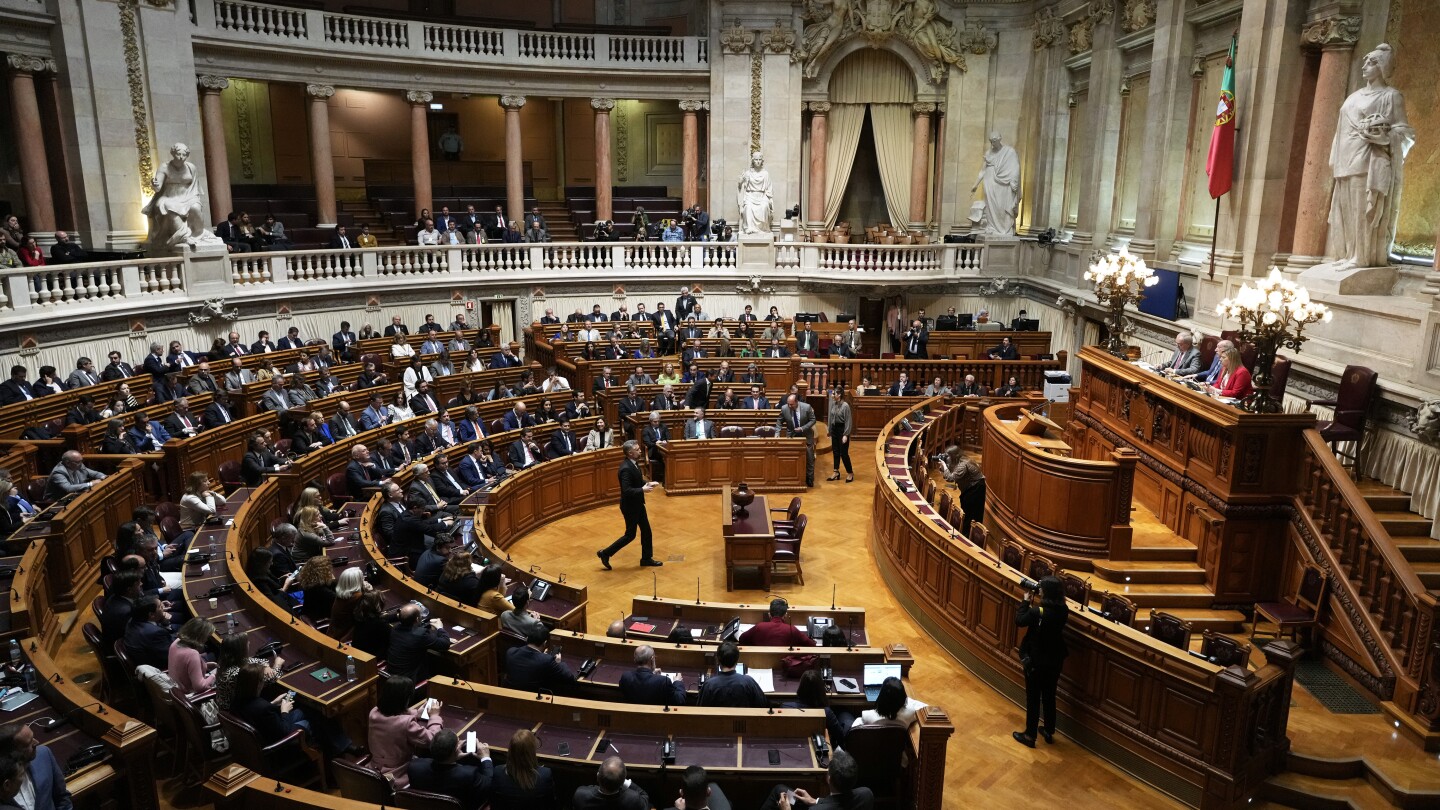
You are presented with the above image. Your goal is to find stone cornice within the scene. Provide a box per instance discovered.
[1301,16,1361,49]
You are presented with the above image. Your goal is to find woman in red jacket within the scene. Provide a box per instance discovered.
[17,236,45,267]
[1209,347,1253,400]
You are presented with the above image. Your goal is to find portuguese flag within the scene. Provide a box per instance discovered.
[1206,36,1237,199]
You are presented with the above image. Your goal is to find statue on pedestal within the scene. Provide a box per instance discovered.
[1325,43,1413,269]
[972,132,1021,237]
[142,143,222,255]
[737,151,774,235]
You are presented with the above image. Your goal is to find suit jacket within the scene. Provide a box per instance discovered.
[328,232,355,248]
[508,439,542,469]
[501,409,533,431]
[386,623,452,681]
[123,619,175,672]
[777,401,816,442]
[697,669,768,708]
[346,459,381,499]
[546,429,578,458]
[651,394,677,412]
[127,423,169,452]
[456,418,488,442]
[260,388,290,412]
[373,501,404,546]
[796,330,820,352]
[46,462,105,500]
[410,393,440,416]
[742,396,769,410]
[617,396,647,425]
[812,789,876,810]
[25,746,73,810]
[504,644,577,694]
[456,455,491,489]
[619,666,686,706]
[652,310,678,332]
[1165,347,1202,376]
[202,401,235,430]
[887,381,916,396]
[329,412,359,439]
[142,353,178,378]
[242,449,281,486]
[163,410,201,438]
[384,323,409,337]
[683,418,716,440]
[431,468,467,500]
[490,352,521,368]
[681,348,707,366]
[766,346,790,358]
[618,457,647,512]
[101,361,137,381]
[572,785,651,810]
[250,340,276,354]
[641,424,670,459]
[65,368,100,389]
[406,757,493,810]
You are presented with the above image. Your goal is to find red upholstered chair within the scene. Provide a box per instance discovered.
[154,501,181,521]
[1146,610,1193,651]
[1059,571,1091,607]
[1267,355,1292,402]
[1198,334,1219,374]
[1304,365,1378,470]
[1200,630,1252,668]
[1026,555,1055,582]
[326,472,350,505]
[999,539,1025,571]
[772,515,806,584]
[217,460,244,491]
[753,425,777,438]
[1099,591,1137,627]
[718,425,744,439]
[1252,562,1327,643]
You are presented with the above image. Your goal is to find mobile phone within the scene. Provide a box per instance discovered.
[786,790,799,806]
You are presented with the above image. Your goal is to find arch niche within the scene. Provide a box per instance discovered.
[809,46,937,231]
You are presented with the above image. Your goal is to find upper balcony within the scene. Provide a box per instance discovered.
[191,0,711,96]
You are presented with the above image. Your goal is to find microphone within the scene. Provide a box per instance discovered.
[846,614,855,651]
[696,577,701,605]
[529,564,541,574]
[653,571,658,600]
[831,584,836,611]
[558,572,566,584]
[535,688,554,703]
[619,611,628,642]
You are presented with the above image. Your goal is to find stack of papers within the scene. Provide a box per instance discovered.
[749,668,776,692]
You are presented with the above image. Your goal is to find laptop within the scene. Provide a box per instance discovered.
[862,663,903,702]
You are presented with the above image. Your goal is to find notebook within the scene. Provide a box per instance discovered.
[862,663,902,702]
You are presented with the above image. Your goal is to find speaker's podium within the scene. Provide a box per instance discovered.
[722,484,774,590]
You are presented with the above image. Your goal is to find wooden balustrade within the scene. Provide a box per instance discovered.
[1292,431,1440,736]
[822,356,1066,393]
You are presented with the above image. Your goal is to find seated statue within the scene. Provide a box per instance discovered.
[142,143,221,254]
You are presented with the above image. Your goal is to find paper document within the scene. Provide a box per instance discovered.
[738,623,755,637]
[750,668,776,692]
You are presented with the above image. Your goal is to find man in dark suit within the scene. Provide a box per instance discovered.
[384,316,409,337]
[546,414,579,458]
[499,402,532,432]
[410,382,440,416]
[430,454,470,500]
[685,373,711,409]
[393,495,447,564]
[538,308,560,325]
[142,342,178,380]
[697,641,767,708]
[242,434,290,486]
[738,305,757,323]
[101,351,137,381]
[329,401,360,440]
[616,387,647,436]
[504,624,577,694]
[742,385,769,410]
[414,533,455,588]
[122,595,174,671]
[681,339,707,366]
[902,319,929,359]
[407,463,461,512]
[508,427,544,469]
[163,397,202,438]
[620,645,686,706]
[796,322,820,354]
[683,407,716,440]
[332,321,358,360]
[596,439,663,569]
[372,483,406,550]
[487,205,507,241]
[651,303,678,355]
[765,339,789,358]
[346,444,386,499]
[99,570,142,649]
[987,336,1020,360]
[675,286,697,320]
[201,392,235,430]
[250,331,277,354]
[0,720,77,810]
[386,603,452,681]
[738,599,816,647]
[759,750,873,810]
[0,366,35,406]
[887,373,916,396]
[327,224,355,249]
[592,366,620,395]
[587,304,609,322]
[573,757,651,810]
[275,326,304,350]
[953,374,985,397]
[490,345,521,368]
[406,730,493,810]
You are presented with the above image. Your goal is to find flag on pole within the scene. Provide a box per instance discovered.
[1206,36,1238,199]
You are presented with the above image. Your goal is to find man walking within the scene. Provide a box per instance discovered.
[596,440,663,569]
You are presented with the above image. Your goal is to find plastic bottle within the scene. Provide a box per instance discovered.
[345,655,357,682]
[8,640,19,667]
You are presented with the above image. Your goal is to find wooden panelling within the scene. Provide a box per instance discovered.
[660,438,808,494]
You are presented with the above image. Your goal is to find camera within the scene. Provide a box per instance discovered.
[1020,577,1041,593]
[711,219,727,235]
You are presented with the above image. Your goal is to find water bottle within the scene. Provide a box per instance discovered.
[226,612,237,632]
[8,640,19,667]
[345,655,356,682]
[22,665,35,693]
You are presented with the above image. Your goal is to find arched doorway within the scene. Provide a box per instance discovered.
[819,49,918,231]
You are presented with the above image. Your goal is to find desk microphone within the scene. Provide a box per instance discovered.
[619,611,628,643]
[831,584,836,610]
[653,571,658,600]
[529,564,541,574]
[696,577,701,605]
[535,687,554,703]
[846,615,855,651]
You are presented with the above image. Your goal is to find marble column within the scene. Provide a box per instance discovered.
[306,84,337,226]
[931,105,946,234]
[197,75,232,225]
[680,99,704,210]
[1289,16,1360,266]
[6,55,56,234]
[408,91,434,218]
[1128,0,1196,260]
[591,98,615,221]
[806,102,830,229]
[501,95,527,226]
[909,102,935,228]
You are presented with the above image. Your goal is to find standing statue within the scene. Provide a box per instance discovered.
[142,143,219,254]
[1325,43,1413,269]
[737,151,774,235]
[972,132,1021,237]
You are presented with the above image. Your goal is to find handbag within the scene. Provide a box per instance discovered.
[780,654,818,678]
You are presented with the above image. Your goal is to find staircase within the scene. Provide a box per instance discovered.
[338,200,397,245]
[1359,480,1440,592]
[537,201,577,241]
[1085,527,1250,639]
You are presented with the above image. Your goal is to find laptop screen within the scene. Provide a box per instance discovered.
[863,663,902,686]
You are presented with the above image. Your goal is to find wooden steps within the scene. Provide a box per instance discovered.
[1262,771,1394,810]
[1166,608,1248,633]
[1407,562,1440,590]
[1374,512,1434,537]
[1127,543,1201,563]
[1085,582,1217,609]
[1355,478,1438,593]
[1394,538,1440,563]
[1093,559,1208,585]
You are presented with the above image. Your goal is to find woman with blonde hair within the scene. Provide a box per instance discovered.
[1209,347,1253,401]
[292,505,336,564]
[656,362,680,385]
[390,332,415,360]
[179,470,226,531]
[292,486,339,526]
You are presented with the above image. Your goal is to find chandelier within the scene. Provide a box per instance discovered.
[1085,249,1157,356]
[1215,267,1331,414]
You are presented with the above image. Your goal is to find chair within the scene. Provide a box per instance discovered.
[1058,572,1091,607]
[332,758,398,804]
[753,425,777,438]
[844,723,910,806]
[772,515,806,585]
[158,516,183,544]
[1266,356,1292,402]
[218,710,326,789]
[923,479,937,506]
[273,438,294,456]
[1197,334,1219,373]
[771,496,802,521]
[1252,562,1328,642]
[154,501,181,521]
[1026,555,1056,582]
[1304,365,1378,470]
[1146,610,1193,651]
[110,640,139,709]
[1098,591,1137,626]
[170,687,231,784]
[395,788,463,810]
[81,623,115,702]
[999,539,1025,571]
[936,490,952,518]
[718,425,744,439]
[966,521,988,551]
[326,472,350,505]
[140,670,184,775]
[218,460,244,491]
[1200,630,1252,668]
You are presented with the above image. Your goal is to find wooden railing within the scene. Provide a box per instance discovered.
[1294,430,1440,733]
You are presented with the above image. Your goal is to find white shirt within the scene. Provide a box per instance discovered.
[418,229,442,245]
[15,769,33,810]
[542,377,571,393]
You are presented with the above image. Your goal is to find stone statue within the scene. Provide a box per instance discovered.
[737,151,774,235]
[972,132,1021,237]
[1325,43,1414,269]
[903,0,964,83]
[799,0,858,78]
[142,143,220,254]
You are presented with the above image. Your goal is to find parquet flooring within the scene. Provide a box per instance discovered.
[48,439,1440,809]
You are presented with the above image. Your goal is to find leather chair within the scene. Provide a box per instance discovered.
[1266,355,1292,403]
[1197,334,1219,373]
[772,515,806,585]
[112,640,139,707]
[1026,555,1056,582]
[718,425,744,439]
[217,460,244,491]
[140,669,184,775]
[1146,610,1193,651]
[1304,365,1378,470]
[753,425,777,438]
[81,623,118,703]
[1200,630,1252,668]
[333,757,399,803]
[326,472,350,505]
[1252,561,1328,643]
[1098,591,1137,627]
[1059,572,1091,607]
[999,540,1025,571]
[158,516,183,544]
[218,710,326,789]
[395,788,463,810]
[844,723,911,807]
[771,496,802,530]
[154,501,181,521]
[170,687,231,784]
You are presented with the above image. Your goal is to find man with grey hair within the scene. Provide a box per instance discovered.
[1164,332,1201,376]
[597,439,663,571]
[777,393,817,487]
[266,522,300,577]
[45,450,106,500]
[620,644,686,706]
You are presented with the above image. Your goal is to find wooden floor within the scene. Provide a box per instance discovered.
[51,439,1440,809]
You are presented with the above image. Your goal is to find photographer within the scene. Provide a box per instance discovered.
[683,205,710,241]
[593,220,617,242]
[712,221,734,242]
[937,446,985,535]
[1013,576,1068,748]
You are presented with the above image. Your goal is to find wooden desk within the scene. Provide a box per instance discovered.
[661,438,809,495]
[722,486,774,590]
[627,597,870,647]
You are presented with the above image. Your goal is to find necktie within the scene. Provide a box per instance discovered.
[218,405,230,423]
[1172,352,1183,369]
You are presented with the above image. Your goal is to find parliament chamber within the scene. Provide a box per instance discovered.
[5,0,1440,809]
